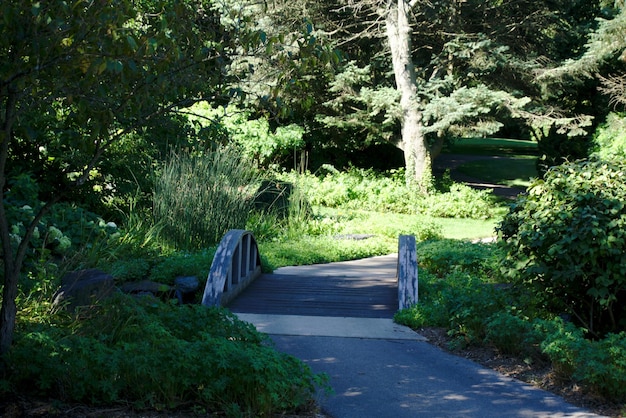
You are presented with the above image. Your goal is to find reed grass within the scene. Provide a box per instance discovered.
[154,146,260,250]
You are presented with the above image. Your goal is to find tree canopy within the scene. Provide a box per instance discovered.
[0,0,257,355]
[0,0,340,356]
[293,0,611,184]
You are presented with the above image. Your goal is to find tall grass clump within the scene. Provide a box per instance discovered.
[154,146,260,250]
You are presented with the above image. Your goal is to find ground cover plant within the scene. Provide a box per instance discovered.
[7,294,325,416]
[276,165,501,219]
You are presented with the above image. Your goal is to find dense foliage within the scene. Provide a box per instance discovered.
[592,112,626,159]
[395,239,626,402]
[3,174,117,286]
[0,0,257,354]
[277,167,499,219]
[4,295,325,415]
[306,0,608,184]
[498,157,626,337]
[2,0,626,413]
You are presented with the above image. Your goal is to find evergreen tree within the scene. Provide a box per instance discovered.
[307,0,605,185]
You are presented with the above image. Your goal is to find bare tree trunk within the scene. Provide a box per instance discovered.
[0,266,18,358]
[0,88,17,357]
[385,0,431,188]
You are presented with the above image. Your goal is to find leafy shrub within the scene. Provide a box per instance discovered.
[5,295,325,415]
[94,114,203,221]
[444,273,507,348]
[537,318,626,400]
[278,167,498,219]
[3,174,117,284]
[403,220,443,242]
[189,103,305,168]
[485,310,542,358]
[499,157,626,336]
[535,126,592,176]
[591,112,626,160]
[395,268,508,348]
[149,248,216,285]
[394,270,450,329]
[418,184,498,219]
[108,258,152,282]
[284,166,416,213]
[575,332,626,400]
[416,239,502,280]
[154,146,260,250]
[535,318,586,378]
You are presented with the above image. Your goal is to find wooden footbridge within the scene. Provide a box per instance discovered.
[201,230,418,318]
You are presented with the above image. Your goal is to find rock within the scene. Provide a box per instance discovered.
[175,276,199,304]
[334,234,375,240]
[53,269,116,312]
[120,280,172,297]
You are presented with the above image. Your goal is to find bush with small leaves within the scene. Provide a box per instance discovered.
[418,184,498,219]
[277,167,498,219]
[536,318,626,400]
[416,239,502,280]
[499,157,626,337]
[485,310,542,358]
[395,267,509,349]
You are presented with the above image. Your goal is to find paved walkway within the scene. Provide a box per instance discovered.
[229,256,604,418]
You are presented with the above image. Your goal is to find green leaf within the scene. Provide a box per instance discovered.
[126,35,138,51]
[31,2,41,16]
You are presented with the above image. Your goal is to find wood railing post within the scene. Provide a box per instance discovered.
[397,235,418,309]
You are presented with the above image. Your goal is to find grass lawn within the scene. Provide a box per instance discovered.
[444,137,538,156]
[441,137,539,188]
[456,155,538,188]
[260,208,503,270]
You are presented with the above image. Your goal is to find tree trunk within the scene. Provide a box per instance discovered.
[385,0,431,188]
[0,268,18,357]
[0,88,17,357]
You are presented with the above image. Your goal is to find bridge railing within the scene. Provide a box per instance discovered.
[397,234,418,309]
[201,229,262,307]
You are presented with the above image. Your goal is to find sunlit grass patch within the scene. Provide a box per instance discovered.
[456,155,538,188]
[445,137,538,156]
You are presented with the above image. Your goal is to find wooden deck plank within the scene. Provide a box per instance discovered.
[227,274,398,318]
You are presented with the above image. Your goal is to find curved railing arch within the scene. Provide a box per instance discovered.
[201,229,262,307]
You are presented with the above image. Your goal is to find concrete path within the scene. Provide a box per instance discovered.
[231,256,604,418]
